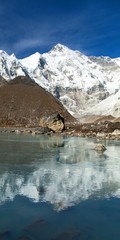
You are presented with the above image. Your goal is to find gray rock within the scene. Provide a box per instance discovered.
[95,144,106,152]
[39,113,65,132]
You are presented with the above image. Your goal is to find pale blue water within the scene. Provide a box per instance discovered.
[0,133,120,239]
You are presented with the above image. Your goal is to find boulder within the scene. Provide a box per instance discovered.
[96,132,106,138]
[39,113,65,132]
[15,129,21,134]
[95,144,106,152]
[111,129,120,136]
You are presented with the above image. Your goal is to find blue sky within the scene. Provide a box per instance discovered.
[0,0,120,58]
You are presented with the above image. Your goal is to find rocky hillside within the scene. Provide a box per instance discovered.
[0,44,120,118]
[0,76,74,126]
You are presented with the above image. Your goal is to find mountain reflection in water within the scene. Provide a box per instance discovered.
[0,133,120,211]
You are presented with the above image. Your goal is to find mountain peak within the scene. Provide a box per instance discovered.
[52,43,69,52]
[20,52,41,70]
[33,51,41,57]
[10,53,16,58]
[0,50,8,57]
[20,51,41,60]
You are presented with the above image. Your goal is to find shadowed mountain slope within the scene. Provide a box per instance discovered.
[0,76,75,126]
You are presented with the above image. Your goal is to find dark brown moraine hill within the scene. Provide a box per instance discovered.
[0,76,75,127]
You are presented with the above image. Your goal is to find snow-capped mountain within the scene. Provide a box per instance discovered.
[0,50,26,79]
[0,44,120,118]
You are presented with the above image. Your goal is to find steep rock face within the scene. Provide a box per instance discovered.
[0,44,120,117]
[0,76,74,126]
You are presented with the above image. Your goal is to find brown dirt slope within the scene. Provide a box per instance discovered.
[0,76,8,87]
[0,76,75,126]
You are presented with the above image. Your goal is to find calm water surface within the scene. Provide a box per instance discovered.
[0,133,120,239]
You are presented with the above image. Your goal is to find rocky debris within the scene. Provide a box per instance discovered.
[31,127,53,135]
[39,113,65,132]
[81,121,120,134]
[96,132,106,138]
[0,127,54,136]
[95,144,106,152]
[67,119,120,138]
[0,117,120,140]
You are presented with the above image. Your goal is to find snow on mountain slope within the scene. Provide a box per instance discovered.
[0,44,120,117]
[20,52,41,70]
[87,89,120,117]
[0,50,26,80]
[42,44,105,92]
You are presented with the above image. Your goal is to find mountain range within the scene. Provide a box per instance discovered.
[0,44,120,119]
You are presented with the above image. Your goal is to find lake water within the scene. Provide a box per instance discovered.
[0,133,120,240]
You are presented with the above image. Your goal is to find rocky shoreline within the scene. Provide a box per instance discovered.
[65,120,120,140]
[0,119,120,141]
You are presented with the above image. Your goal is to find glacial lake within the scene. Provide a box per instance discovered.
[0,133,120,240]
